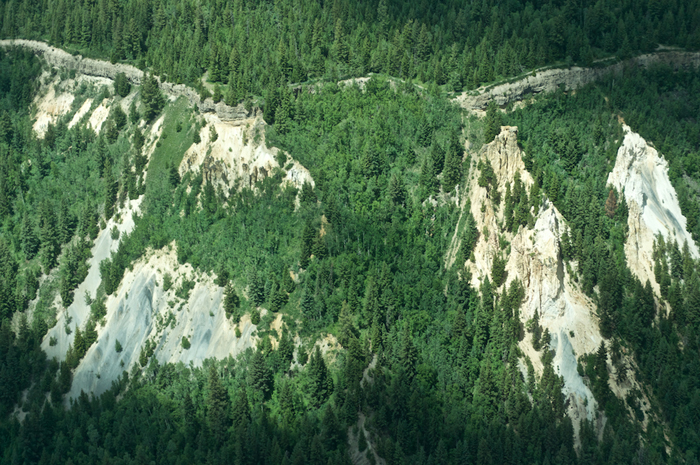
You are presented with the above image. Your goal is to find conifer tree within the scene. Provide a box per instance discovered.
[308,346,333,407]
[104,158,117,219]
[484,101,502,143]
[40,215,59,273]
[223,282,240,319]
[248,271,265,307]
[300,223,316,268]
[141,73,164,122]
[249,350,273,399]
[20,212,38,259]
[388,173,406,205]
[231,388,250,431]
[419,154,439,199]
[278,327,294,371]
[442,145,462,193]
[207,365,231,444]
[605,189,617,218]
[399,324,418,380]
[300,181,316,205]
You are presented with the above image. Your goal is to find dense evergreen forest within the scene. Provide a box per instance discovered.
[2,0,700,96]
[0,0,699,464]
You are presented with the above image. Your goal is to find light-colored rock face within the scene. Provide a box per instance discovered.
[41,197,143,360]
[68,98,93,129]
[179,113,313,194]
[32,72,115,137]
[454,51,700,112]
[2,39,251,123]
[67,245,258,398]
[607,125,699,294]
[454,126,600,432]
[32,85,74,137]
[86,98,111,134]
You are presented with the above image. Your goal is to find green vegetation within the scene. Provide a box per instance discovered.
[2,0,699,99]
[0,3,699,461]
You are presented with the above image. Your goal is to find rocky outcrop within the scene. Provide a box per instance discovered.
[455,127,601,437]
[179,113,314,195]
[67,245,259,398]
[42,197,143,361]
[0,39,251,122]
[607,125,699,295]
[455,51,700,111]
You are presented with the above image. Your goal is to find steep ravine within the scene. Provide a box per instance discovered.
[454,127,600,437]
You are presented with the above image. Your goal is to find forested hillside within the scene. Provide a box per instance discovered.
[2,0,700,96]
[0,1,699,464]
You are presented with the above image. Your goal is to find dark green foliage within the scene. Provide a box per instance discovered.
[207,365,230,443]
[114,72,131,97]
[491,254,507,288]
[458,208,479,265]
[299,181,316,206]
[141,73,164,122]
[3,26,700,462]
[484,102,502,143]
[308,346,333,407]
[115,339,122,353]
[442,144,462,193]
[249,349,273,399]
[224,282,240,320]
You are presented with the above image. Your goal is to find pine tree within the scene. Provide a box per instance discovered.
[141,73,164,122]
[484,101,502,143]
[20,212,38,259]
[231,388,250,430]
[333,19,349,63]
[215,263,229,287]
[278,327,294,371]
[419,154,439,199]
[388,173,406,205]
[223,282,240,319]
[605,189,617,218]
[361,143,382,178]
[300,181,317,205]
[308,346,333,407]
[248,271,265,306]
[114,72,131,97]
[104,158,117,219]
[399,324,417,380]
[207,365,231,444]
[300,223,316,268]
[442,145,462,193]
[40,215,59,273]
[459,210,480,264]
[249,350,273,399]
[275,103,289,135]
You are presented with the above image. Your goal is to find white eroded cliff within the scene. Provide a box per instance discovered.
[179,113,314,194]
[67,245,260,398]
[454,127,601,434]
[607,124,699,295]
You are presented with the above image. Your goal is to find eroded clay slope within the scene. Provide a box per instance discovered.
[607,125,699,295]
[1,39,249,122]
[455,127,600,432]
[41,198,143,361]
[179,113,313,194]
[67,245,261,398]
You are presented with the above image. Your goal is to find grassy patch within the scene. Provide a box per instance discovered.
[146,97,195,178]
